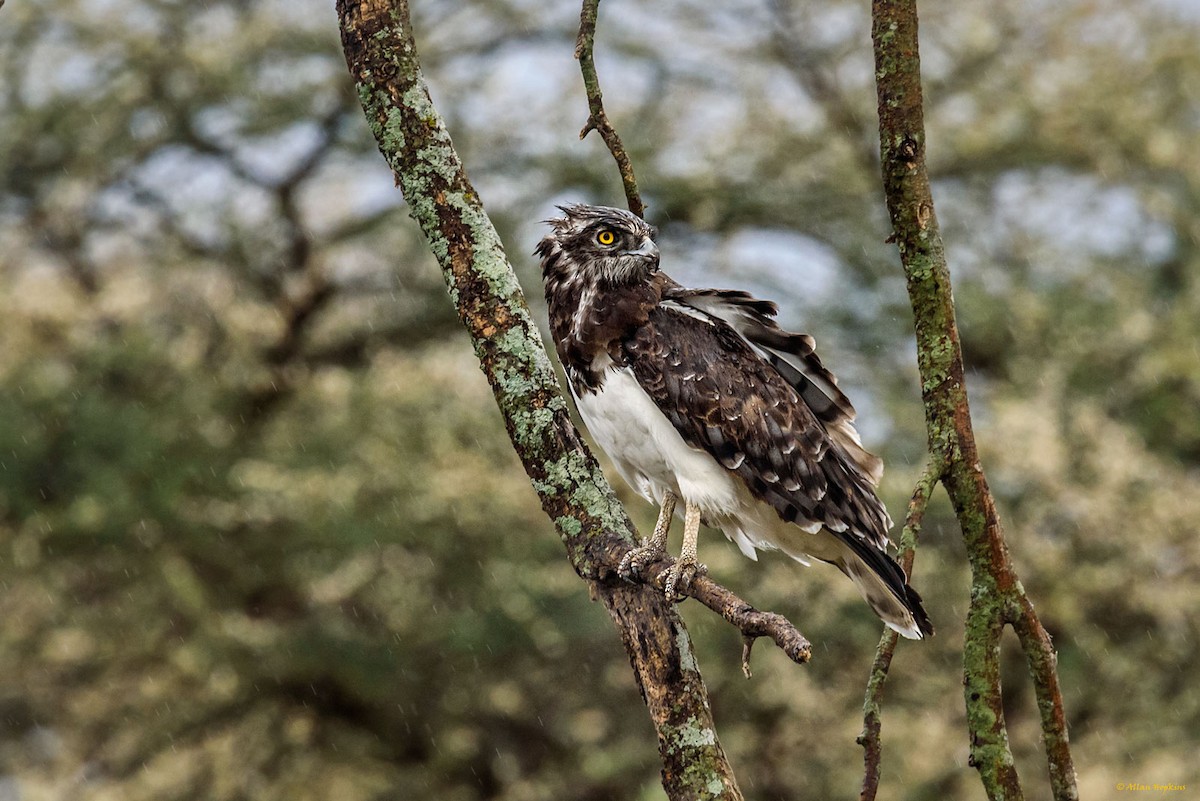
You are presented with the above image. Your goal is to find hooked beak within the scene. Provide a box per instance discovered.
[626,237,660,270]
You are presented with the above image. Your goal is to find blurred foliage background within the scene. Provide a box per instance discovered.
[2,0,1198,798]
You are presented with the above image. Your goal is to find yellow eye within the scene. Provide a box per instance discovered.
[597,229,615,246]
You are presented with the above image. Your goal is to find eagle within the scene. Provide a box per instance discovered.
[536,203,933,639]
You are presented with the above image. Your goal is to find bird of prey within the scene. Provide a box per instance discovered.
[535,203,933,639]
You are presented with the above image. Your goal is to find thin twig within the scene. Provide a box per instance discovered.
[689,574,811,668]
[858,459,941,801]
[575,0,644,217]
[1009,594,1077,801]
[619,552,812,668]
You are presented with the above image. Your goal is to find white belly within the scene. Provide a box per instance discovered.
[573,366,740,516]
[572,362,830,564]
[570,362,919,636]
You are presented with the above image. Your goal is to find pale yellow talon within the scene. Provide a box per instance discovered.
[661,557,707,601]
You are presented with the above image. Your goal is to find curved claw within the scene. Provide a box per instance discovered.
[620,493,678,583]
[619,543,666,583]
[660,558,708,602]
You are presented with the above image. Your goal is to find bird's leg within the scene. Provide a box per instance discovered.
[648,491,677,552]
[618,490,677,582]
[661,500,707,601]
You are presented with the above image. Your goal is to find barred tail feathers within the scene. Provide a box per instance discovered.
[836,537,934,640]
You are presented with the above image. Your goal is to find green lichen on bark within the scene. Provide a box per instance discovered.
[1013,594,1078,800]
[336,3,743,798]
[676,754,733,801]
[962,596,1019,789]
[338,0,634,574]
[599,585,743,800]
[673,718,718,749]
[858,457,938,801]
[870,1,1078,800]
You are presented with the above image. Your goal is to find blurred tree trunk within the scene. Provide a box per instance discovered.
[335,1,741,798]
[867,2,1079,800]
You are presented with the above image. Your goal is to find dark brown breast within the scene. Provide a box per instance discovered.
[545,274,665,394]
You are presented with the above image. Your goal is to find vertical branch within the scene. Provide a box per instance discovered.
[869,1,1079,799]
[575,0,644,217]
[334,1,740,798]
[857,459,941,801]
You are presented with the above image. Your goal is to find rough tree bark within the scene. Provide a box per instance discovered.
[334,1,810,798]
[861,2,1080,800]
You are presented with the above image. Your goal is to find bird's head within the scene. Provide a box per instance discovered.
[536,203,660,289]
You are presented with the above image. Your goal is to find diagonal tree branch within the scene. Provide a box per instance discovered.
[335,2,814,797]
[869,2,1079,799]
[857,457,941,801]
[634,552,812,669]
[1010,590,1077,799]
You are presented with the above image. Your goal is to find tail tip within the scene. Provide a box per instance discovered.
[884,607,935,640]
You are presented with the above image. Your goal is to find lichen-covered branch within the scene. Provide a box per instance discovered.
[575,0,644,217]
[335,2,739,797]
[869,1,1079,799]
[857,458,941,801]
[1011,593,1078,801]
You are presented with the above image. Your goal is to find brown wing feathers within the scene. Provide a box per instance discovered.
[536,205,931,637]
[624,305,885,547]
[665,285,885,486]
[624,304,932,636]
